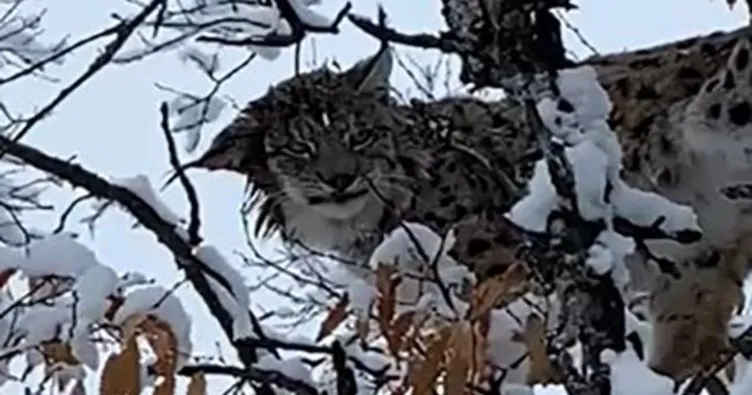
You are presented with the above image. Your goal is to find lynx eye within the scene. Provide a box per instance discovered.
[281,142,314,158]
[346,131,375,151]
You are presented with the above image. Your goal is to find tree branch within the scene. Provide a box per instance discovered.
[179,363,318,395]
[197,0,352,47]
[159,102,202,246]
[0,133,264,365]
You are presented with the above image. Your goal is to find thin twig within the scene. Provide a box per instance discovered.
[159,102,202,245]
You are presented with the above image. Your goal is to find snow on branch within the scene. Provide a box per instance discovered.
[0,2,67,75]
[0,166,55,246]
[507,66,701,245]
[115,0,349,64]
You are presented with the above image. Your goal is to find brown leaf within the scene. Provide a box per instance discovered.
[121,314,148,342]
[99,333,141,395]
[0,269,16,290]
[40,341,78,365]
[376,264,400,336]
[387,311,415,356]
[356,313,370,346]
[471,321,490,386]
[316,293,350,342]
[141,317,178,395]
[186,372,207,395]
[409,327,451,395]
[476,309,491,341]
[468,262,529,321]
[104,295,125,321]
[517,315,560,385]
[445,323,473,395]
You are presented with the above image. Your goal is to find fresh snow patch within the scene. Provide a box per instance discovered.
[110,175,184,225]
[195,245,253,340]
[257,353,314,386]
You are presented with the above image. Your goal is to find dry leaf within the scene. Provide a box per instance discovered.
[376,263,400,335]
[356,314,370,346]
[141,317,178,395]
[0,269,16,290]
[404,313,430,362]
[121,314,148,342]
[387,311,415,356]
[471,321,489,386]
[476,310,491,341]
[409,327,451,395]
[99,333,141,395]
[445,322,474,395]
[40,341,78,365]
[469,263,529,321]
[43,341,83,395]
[517,315,560,385]
[27,277,67,303]
[316,294,350,341]
[186,372,207,395]
[104,295,125,321]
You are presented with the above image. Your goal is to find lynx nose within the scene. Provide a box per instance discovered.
[317,172,357,192]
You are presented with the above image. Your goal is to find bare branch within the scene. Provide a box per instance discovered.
[159,102,202,246]
[0,0,167,153]
[197,0,352,47]
[179,363,318,395]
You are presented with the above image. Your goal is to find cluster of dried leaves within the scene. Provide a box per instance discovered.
[99,314,187,395]
[317,260,564,393]
[0,269,202,395]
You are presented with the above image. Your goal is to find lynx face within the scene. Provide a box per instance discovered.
[193,48,430,258]
[262,69,411,220]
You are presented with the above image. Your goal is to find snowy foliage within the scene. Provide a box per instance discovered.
[0,230,193,385]
[0,4,66,72]
[367,223,475,311]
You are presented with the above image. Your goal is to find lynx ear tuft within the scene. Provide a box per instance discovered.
[342,46,394,96]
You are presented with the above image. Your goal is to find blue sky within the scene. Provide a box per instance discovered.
[0,0,749,392]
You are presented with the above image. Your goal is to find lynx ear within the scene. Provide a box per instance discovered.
[162,107,267,189]
[203,108,267,171]
[343,46,394,96]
